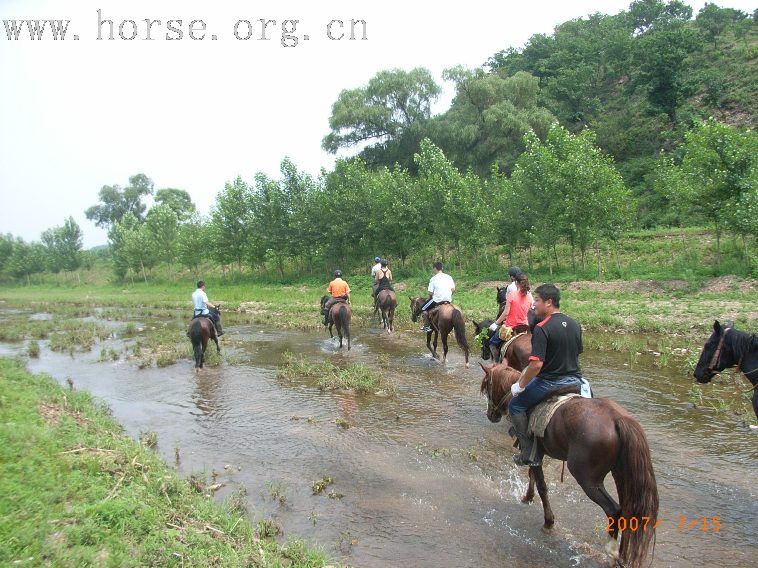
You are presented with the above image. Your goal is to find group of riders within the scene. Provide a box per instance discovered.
[190,259,587,469]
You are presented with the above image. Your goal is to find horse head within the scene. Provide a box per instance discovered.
[479,361,520,423]
[473,319,494,360]
[320,295,330,310]
[496,286,508,306]
[409,297,425,322]
[694,320,734,383]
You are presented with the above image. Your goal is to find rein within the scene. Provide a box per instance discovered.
[486,373,513,415]
[708,327,758,389]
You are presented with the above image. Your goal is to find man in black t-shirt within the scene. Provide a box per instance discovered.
[507,283,584,466]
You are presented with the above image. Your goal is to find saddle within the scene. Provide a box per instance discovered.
[508,382,587,464]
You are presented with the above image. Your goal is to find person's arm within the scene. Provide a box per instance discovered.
[512,326,546,395]
[427,279,434,299]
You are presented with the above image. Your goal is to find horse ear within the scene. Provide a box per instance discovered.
[713,320,721,332]
[472,320,479,328]
[479,362,492,374]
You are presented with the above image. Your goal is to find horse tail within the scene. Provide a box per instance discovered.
[612,414,659,568]
[338,304,351,348]
[451,309,469,363]
[189,321,204,368]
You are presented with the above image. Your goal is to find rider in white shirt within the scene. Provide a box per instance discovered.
[371,256,382,278]
[421,262,455,332]
[192,280,223,335]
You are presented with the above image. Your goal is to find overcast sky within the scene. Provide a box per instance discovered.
[1,0,754,247]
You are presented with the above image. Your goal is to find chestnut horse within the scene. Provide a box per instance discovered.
[375,289,397,333]
[188,306,221,370]
[320,295,351,350]
[410,297,469,366]
[480,362,658,568]
[472,319,532,369]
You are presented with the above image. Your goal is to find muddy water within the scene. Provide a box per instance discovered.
[1,309,756,567]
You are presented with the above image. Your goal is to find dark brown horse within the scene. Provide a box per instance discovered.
[480,362,658,568]
[375,289,397,333]
[472,319,532,368]
[188,306,221,370]
[320,295,351,350]
[410,297,469,366]
[694,320,758,421]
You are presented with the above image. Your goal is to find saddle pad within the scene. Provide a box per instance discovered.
[528,393,582,438]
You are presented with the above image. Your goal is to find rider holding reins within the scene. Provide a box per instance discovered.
[192,280,224,336]
[322,270,351,326]
[488,272,533,361]
[508,284,583,466]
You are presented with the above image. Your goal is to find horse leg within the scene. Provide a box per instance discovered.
[532,465,555,530]
[522,467,536,503]
[200,336,208,368]
[213,335,221,353]
[573,467,621,539]
[328,322,334,339]
[441,331,449,364]
[752,388,758,423]
[426,331,437,359]
[432,331,439,359]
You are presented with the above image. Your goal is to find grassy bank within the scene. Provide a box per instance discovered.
[0,358,332,567]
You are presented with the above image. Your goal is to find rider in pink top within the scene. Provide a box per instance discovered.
[505,282,534,328]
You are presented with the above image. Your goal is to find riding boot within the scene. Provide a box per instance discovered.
[421,312,432,333]
[510,413,541,467]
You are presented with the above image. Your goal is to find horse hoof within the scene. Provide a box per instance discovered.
[541,522,554,533]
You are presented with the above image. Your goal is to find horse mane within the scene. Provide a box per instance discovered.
[479,363,521,394]
[731,327,758,356]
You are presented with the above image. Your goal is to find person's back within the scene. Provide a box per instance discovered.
[505,290,533,328]
[376,263,393,292]
[328,277,350,298]
[192,287,209,316]
[429,271,455,303]
[532,312,582,380]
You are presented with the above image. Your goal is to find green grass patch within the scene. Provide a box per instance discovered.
[0,358,333,567]
[278,352,394,395]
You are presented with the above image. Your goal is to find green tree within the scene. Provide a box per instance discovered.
[209,177,254,271]
[431,68,555,176]
[322,68,441,168]
[696,3,749,47]
[85,173,154,228]
[176,215,209,275]
[508,125,633,275]
[662,119,757,262]
[145,204,179,270]
[40,217,83,277]
[154,188,196,221]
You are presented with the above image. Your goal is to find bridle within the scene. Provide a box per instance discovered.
[485,373,511,416]
[707,327,730,374]
[707,326,758,383]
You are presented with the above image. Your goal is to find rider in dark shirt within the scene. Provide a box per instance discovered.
[508,284,583,466]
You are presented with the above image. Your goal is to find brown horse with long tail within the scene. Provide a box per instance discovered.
[480,362,658,568]
[375,289,397,333]
[320,295,351,350]
[410,297,469,366]
[188,306,221,370]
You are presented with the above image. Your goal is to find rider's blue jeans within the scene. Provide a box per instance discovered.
[508,375,584,416]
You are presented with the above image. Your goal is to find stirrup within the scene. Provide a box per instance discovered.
[513,454,541,467]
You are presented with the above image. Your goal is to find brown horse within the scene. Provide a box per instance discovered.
[410,297,469,366]
[480,362,658,568]
[472,319,532,368]
[188,306,221,370]
[320,295,351,350]
[375,289,397,333]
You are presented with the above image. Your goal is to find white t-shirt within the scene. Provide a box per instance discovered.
[371,263,382,277]
[192,288,209,314]
[506,281,517,297]
[428,272,455,303]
